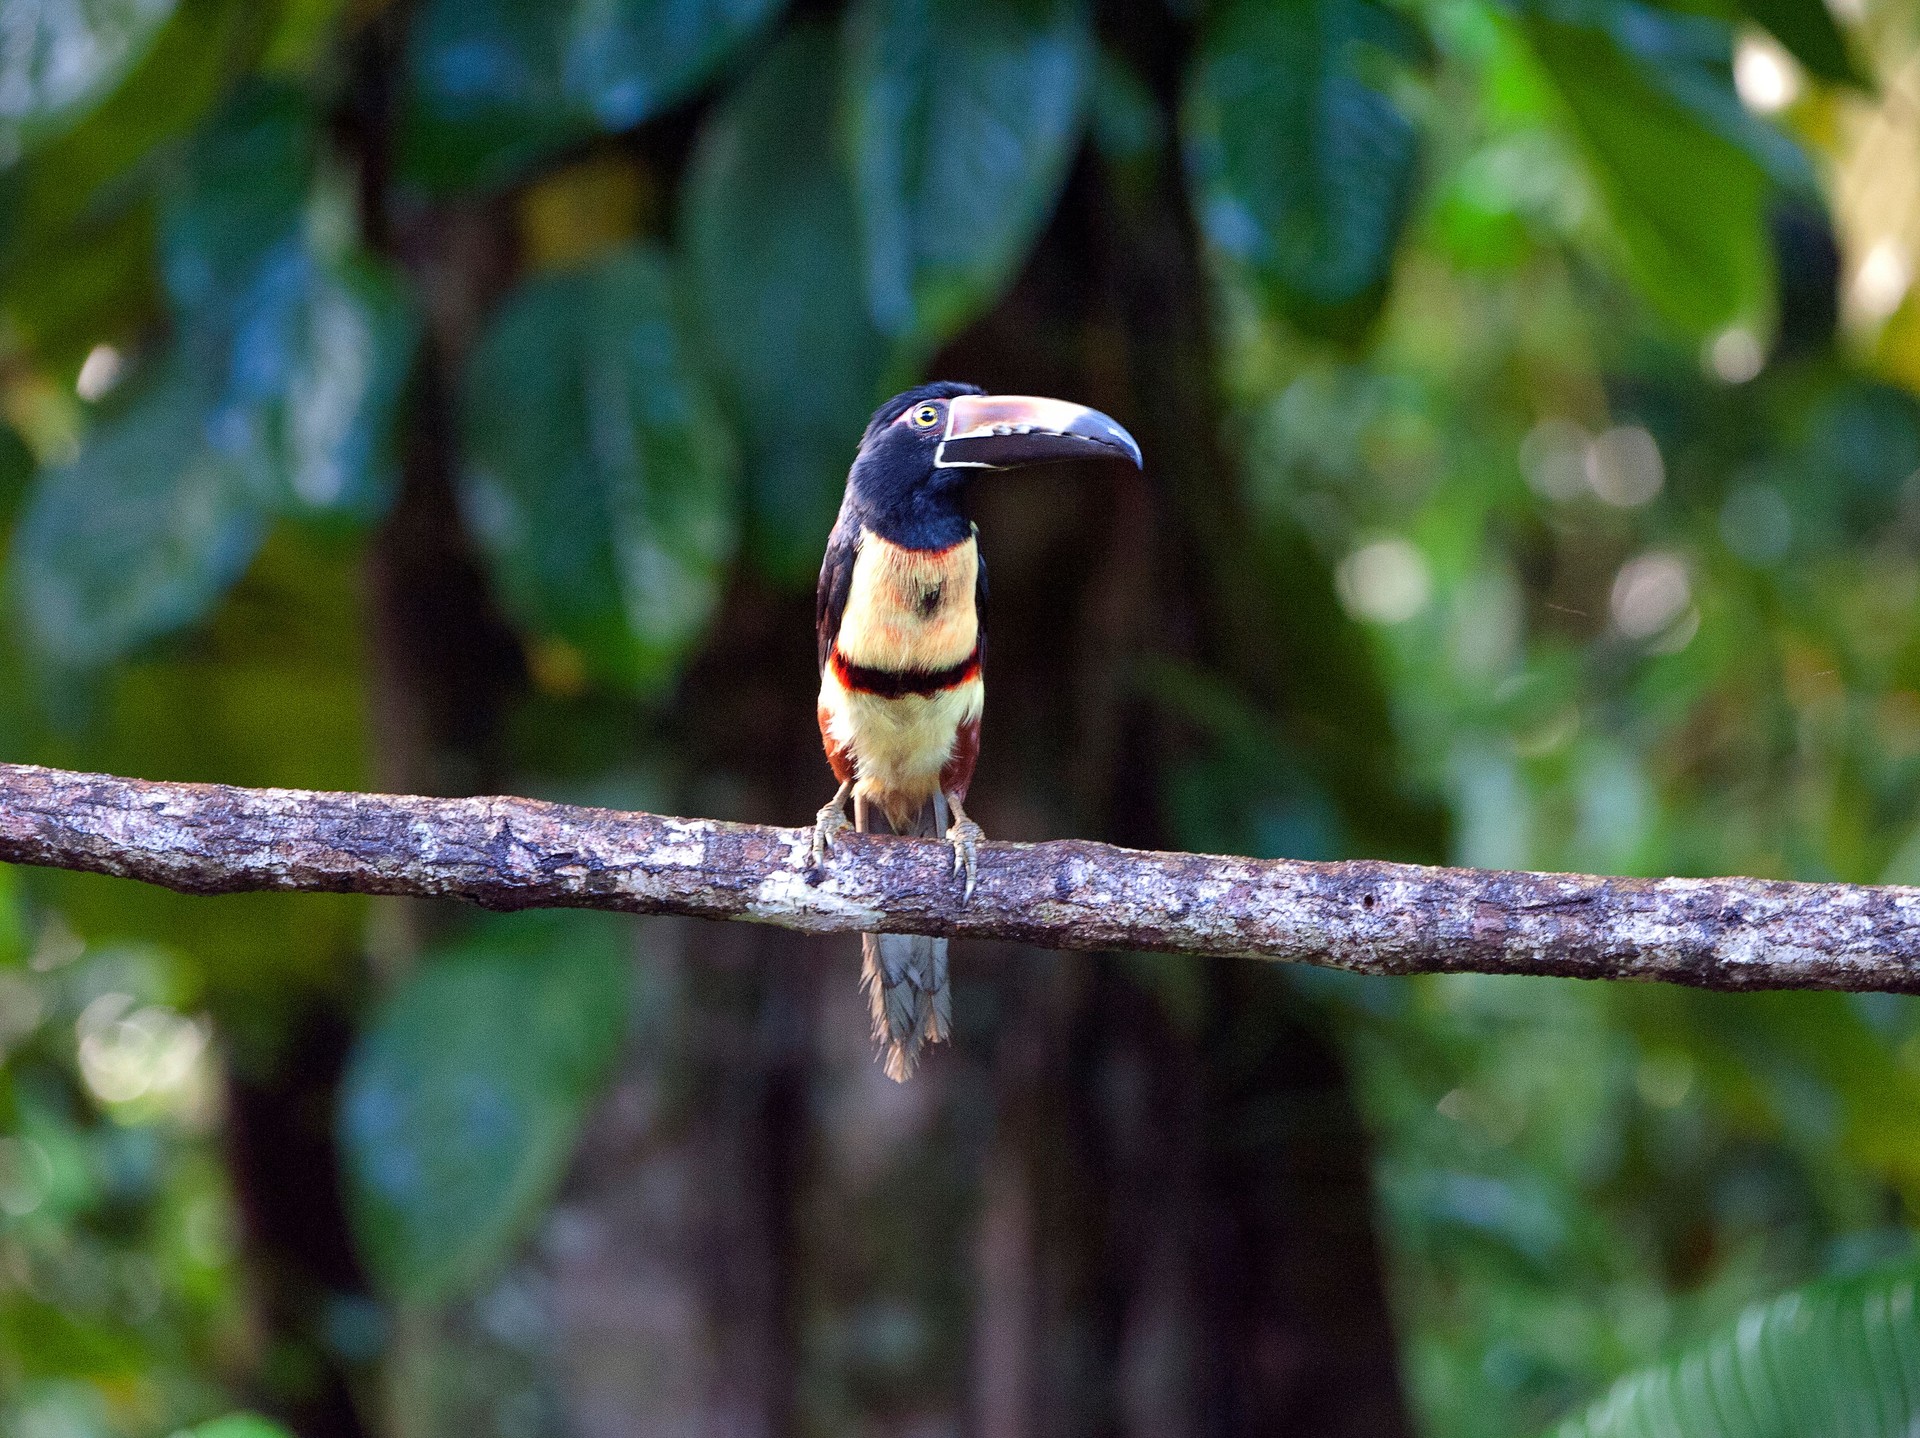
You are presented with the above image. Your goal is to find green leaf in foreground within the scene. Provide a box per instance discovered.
[159,81,313,312]
[0,0,178,161]
[165,84,420,521]
[0,0,274,262]
[9,358,269,669]
[338,913,632,1304]
[7,81,417,671]
[460,245,737,690]
[1519,0,1812,335]
[401,0,790,193]
[206,244,418,521]
[1183,0,1424,338]
[684,22,887,581]
[841,0,1093,349]
[1547,1261,1920,1438]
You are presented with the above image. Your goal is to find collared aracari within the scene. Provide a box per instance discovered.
[805,382,1144,1080]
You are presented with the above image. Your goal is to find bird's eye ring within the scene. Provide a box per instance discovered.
[911,403,942,429]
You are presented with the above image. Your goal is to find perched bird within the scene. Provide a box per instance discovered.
[806,382,1143,1080]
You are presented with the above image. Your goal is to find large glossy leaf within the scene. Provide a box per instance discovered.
[1547,1261,1920,1438]
[7,83,416,670]
[164,85,419,520]
[159,82,310,308]
[0,0,177,161]
[841,0,1092,349]
[460,245,736,690]
[401,0,790,194]
[1183,0,1424,338]
[0,0,269,259]
[210,246,418,519]
[9,358,269,668]
[1520,0,1812,335]
[684,23,886,581]
[0,0,281,367]
[338,913,632,1303]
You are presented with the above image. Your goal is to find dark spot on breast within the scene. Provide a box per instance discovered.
[916,583,944,618]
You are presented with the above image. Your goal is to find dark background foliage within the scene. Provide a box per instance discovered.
[5,0,1920,1435]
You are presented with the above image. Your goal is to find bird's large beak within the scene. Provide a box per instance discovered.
[934,394,1143,471]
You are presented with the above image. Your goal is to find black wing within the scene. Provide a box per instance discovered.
[973,522,987,659]
[816,522,858,671]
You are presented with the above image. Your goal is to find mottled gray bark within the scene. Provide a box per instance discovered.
[3,761,1919,991]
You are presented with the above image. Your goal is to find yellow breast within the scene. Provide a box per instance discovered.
[835,529,978,672]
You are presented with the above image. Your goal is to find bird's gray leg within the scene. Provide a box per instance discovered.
[945,792,985,899]
[854,792,871,833]
[807,778,854,867]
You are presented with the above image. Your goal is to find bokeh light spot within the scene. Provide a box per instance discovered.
[1338,538,1432,625]
[1610,552,1692,640]
[1586,426,1665,507]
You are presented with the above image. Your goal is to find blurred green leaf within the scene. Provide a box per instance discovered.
[1546,1260,1920,1437]
[9,357,269,669]
[1183,0,1424,338]
[1734,0,1864,89]
[684,22,886,581]
[401,0,790,194]
[338,913,632,1303]
[7,81,411,667]
[211,248,418,521]
[841,0,1092,350]
[0,197,158,367]
[0,0,280,367]
[159,83,311,307]
[0,0,275,259]
[184,1416,295,1438]
[164,85,418,521]
[1519,0,1810,335]
[459,244,736,690]
[0,0,178,161]
[259,0,352,75]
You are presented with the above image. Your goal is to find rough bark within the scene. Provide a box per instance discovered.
[4,761,1920,992]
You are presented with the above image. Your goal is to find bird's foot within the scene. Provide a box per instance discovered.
[948,817,985,899]
[805,787,854,869]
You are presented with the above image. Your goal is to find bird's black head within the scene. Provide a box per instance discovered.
[842,380,1143,549]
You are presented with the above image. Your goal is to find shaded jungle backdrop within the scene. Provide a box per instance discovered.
[8,0,1920,1435]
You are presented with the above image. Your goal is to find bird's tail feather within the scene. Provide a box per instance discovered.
[861,798,951,1082]
[862,931,950,1081]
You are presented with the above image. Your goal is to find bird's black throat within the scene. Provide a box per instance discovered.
[842,436,974,550]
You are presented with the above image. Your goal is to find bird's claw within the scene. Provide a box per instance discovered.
[806,803,851,869]
[948,818,984,899]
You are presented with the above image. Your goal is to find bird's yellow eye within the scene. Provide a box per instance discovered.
[911,403,941,429]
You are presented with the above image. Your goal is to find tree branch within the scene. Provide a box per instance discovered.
[3,762,1919,991]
